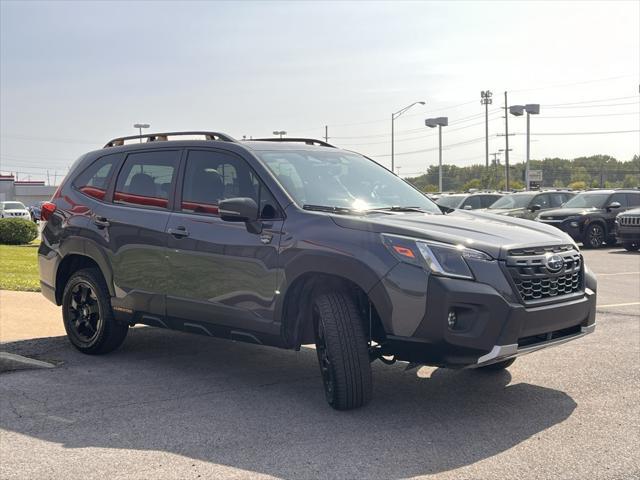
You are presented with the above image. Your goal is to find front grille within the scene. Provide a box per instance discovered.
[508,244,574,256]
[618,216,640,227]
[505,248,583,303]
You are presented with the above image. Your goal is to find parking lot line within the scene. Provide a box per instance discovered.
[594,272,640,276]
[597,302,640,308]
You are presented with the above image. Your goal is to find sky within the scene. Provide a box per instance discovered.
[1,0,638,183]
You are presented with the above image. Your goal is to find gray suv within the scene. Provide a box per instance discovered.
[38,131,597,410]
[485,190,575,220]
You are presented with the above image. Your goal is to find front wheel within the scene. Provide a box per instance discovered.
[62,268,128,355]
[313,292,372,410]
[583,223,605,249]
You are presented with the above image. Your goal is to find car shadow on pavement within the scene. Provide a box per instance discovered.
[0,327,577,479]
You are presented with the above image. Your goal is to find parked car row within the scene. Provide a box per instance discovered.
[435,188,640,249]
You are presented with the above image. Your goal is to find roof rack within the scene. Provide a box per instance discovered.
[104,131,236,148]
[250,137,336,148]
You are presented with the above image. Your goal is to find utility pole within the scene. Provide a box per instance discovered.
[47,170,50,186]
[481,91,492,169]
[503,91,510,190]
[324,125,329,143]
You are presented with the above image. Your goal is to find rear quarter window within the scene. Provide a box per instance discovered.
[72,154,122,200]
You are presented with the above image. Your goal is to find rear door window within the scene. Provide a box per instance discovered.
[73,154,122,200]
[114,151,179,209]
[550,193,566,208]
[626,193,640,206]
[461,196,481,209]
[481,195,501,208]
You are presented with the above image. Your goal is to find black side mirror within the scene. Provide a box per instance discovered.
[606,201,621,211]
[529,204,541,212]
[219,197,262,233]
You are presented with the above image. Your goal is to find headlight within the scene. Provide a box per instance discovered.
[382,234,491,280]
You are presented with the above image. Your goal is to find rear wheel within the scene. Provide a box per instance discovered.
[62,268,128,354]
[313,292,372,410]
[478,358,516,371]
[583,223,605,249]
[623,242,640,252]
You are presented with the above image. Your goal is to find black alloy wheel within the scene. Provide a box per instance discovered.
[67,281,103,345]
[62,268,128,354]
[584,223,605,249]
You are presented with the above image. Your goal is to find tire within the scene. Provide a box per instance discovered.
[312,291,373,410]
[623,242,640,252]
[583,223,605,249]
[62,268,128,355]
[478,358,516,371]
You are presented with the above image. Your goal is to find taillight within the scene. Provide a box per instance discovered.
[41,202,57,221]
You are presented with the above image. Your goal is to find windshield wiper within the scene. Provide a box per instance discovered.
[302,204,356,214]
[367,206,429,213]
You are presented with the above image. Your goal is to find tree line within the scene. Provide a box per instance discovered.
[406,154,640,192]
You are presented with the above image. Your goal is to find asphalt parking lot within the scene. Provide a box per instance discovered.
[0,248,638,480]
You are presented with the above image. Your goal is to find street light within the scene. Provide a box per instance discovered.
[391,101,425,173]
[509,104,540,190]
[273,130,287,139]
[425,116,448,192]
[133,123,150,143]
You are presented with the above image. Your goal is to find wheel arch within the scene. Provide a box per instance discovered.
[279,271,388,349]
[55,253,113,305]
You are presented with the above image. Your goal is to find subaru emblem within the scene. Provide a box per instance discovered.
[546,254,564,273]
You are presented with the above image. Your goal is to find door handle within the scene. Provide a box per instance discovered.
[93,216,110,228]
[168,226,189,238]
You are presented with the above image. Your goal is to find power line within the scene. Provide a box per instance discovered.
[509,129,640,136]
[545,101,638,110]
[510,75,634,93]
[537,111,640,119]
[543,95,638,107]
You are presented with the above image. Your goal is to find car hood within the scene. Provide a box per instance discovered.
[2,209,29,214]
[539,207,601,218]
[331,210,575,259]
[482,207,526,216]
[618,207,640,217]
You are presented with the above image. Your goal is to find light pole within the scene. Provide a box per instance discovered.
[509,104,540,190]
[425,117,448,192]
[480,90,493,169]
[273,130,287,139]
[391,101,425,173]
[133,123,150,143]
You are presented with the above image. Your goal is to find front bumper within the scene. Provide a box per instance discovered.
[615,225,640,243]
[376,264,597,368]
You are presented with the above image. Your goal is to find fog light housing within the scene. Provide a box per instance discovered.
[447,310,457,329]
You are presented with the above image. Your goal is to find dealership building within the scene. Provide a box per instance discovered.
[0,175,57,206]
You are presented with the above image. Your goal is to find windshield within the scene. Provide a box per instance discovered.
[436,195,465,209]
[489,194,536,209]
[258,150,441,214]
[563,193,610,208]
[1,202,26,210]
